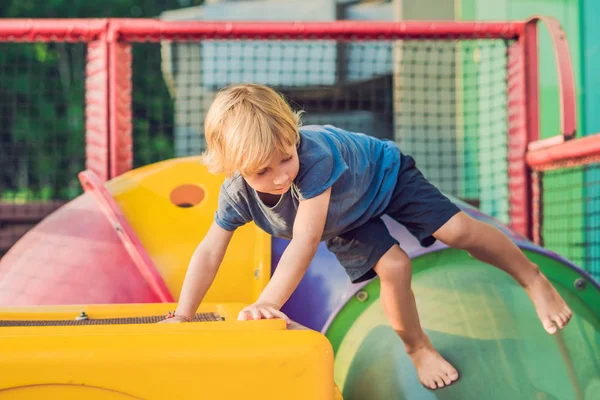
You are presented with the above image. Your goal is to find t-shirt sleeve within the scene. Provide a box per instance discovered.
[214,186,251,231]
[295,134,348,201]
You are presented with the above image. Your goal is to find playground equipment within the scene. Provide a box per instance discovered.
[0,157,598,399]
[0,16,599,400]
[0,304,336,400]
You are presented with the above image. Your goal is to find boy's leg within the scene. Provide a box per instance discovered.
[384,152,572,335]
[432,211,573,334]
[373,244,459,390]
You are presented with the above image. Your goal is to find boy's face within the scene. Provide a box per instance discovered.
[242,144,299,195]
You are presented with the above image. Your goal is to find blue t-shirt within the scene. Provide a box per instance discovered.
[214,125,401,241]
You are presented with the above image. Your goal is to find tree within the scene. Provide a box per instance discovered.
[0,0,202,201]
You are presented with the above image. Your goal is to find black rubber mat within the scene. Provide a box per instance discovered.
[0,312,224,327]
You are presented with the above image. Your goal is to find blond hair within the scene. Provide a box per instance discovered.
[202,83,303,176]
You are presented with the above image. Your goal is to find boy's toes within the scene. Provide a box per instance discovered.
[566,306,573,318]
[449,371,459,381]
[542,318,557,334]
[434,377,444,388]
[553,315,565,329]
[559,311,572,326]
[444,366,459,381]
[442,374,453,386]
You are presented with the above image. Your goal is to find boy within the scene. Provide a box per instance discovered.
[162,83,572,390]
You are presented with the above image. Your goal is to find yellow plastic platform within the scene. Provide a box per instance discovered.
[0,303,339,400]
[107,156,272,304]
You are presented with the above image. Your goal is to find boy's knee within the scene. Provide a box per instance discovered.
[374,246,412,281]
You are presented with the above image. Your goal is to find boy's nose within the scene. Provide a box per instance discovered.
[273,173,288,186]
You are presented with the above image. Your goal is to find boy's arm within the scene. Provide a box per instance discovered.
[170,221,234,321]
[239,188,331,323]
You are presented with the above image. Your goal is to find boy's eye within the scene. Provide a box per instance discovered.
[282,156,293,163]
[257,169,267,176]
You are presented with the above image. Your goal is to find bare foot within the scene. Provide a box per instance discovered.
[407,339,459,390]
[525,271,573,334]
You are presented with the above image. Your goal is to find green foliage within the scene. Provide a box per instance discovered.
[0,0,197,201]
[0,0,202,19]
[131,43,177,168]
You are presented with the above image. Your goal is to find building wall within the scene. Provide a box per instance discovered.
[160,0,338,157]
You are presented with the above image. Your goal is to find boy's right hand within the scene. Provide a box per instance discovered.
[237,302,291,325]
[158,317,183,323]
[157,314,191,323]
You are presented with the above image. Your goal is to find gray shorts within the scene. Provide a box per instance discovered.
[325,153,461,283]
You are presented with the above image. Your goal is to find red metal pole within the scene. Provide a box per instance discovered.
[0,19,106,41]
[108,39,133,178]
[85,28,111,182]
[506,32,533,239]
[527,133,600,171]
[110,19,525,41]
[527,16,577,139]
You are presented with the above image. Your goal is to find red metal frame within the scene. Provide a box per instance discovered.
[526,16,578,152]
[0,18,525,41]
[530,171,543,246]
[504,16,578,239]
[507,37,530,238]
[85,31,110,182]
[527,133,600,171]
[109,42,133,177]
[526,133,600,245]
[522,16,578,242]
[110,19,524,41]
[0,18,526,182]
[0,19,106,41]
[0,18,579,242]
[532,16,577,140]
[78,170,174,302]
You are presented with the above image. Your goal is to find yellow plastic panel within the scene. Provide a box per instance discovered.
[0,303,335,400]
[105,157,270,304]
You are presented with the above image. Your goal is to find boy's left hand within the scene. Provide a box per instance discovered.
[237,302,291,325]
